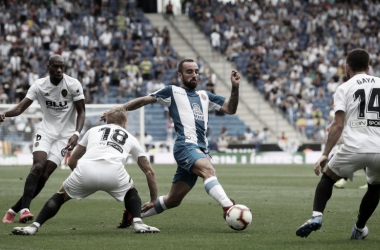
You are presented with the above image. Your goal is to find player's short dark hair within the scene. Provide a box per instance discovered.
[106,107,128,126]
[346,49,369,72]
[178,58,195,74]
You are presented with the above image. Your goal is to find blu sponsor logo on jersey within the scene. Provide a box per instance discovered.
[192,103,204,121]
[46,101,68,110]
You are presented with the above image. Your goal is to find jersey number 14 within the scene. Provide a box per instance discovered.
[354,88,380,118]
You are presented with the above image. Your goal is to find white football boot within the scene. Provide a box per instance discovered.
[12,225,38,235]
[133,221,160,233]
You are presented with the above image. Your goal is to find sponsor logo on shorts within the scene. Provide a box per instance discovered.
[36,134,42,141]
[351,119,380,127]
[61,148,68,157]
[34,142,39,147]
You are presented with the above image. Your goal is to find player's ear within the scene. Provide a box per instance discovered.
[178,71,182,80]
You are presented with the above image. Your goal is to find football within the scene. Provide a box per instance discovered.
[225,204,252,231]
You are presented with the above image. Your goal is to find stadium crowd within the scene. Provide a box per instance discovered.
[189,0,380,139]
[2,0,379,144]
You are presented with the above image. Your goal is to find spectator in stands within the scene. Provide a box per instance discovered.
[140,56,153,80]
[165,1,175,20]
[210,29,221,61]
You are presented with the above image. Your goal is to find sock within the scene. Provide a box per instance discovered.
[20,208,30,214]
[356,183,380,229]
[204,176,233,207]
[133,218,142,223]
[11,180,46,213]
[124,188,142,219]
[31,222,41,228]
[7,208,16,215]
[35,193,65,226]
[313,173,335,213]
[142,196,167,218]
[312,211,323,217]
[21,173,40,210]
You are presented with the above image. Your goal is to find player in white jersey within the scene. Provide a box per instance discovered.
[297,49,380,240]
[11,107,160,235]
[101,58,242,228]
[1,55,86,224]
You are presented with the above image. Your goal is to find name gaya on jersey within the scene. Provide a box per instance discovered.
[150,85,225,150]
[26,74,84,138]
[334,74,380,152]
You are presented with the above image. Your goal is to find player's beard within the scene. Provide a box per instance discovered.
[183,78,197,90]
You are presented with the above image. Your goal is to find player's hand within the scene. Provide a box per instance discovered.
[0,113,5,124]
[230,70,240,87]
[141,200,156,213]
[65,134,79,151]
[100,111,108,122]
[314,155,328,176]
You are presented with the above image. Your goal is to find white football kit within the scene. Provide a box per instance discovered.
[63,124,147,201]
[329,73,380,184]
[26,74,84,165]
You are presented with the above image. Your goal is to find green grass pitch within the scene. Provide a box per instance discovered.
[1,164,379,250]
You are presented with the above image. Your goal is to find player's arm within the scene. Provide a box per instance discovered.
[0,98,33,124]
[65,99,86,150]
[314,111,345,175]
[68,144,86,171]
[219,70,240,115]
[100,96,157,122]
[137,156,158,212]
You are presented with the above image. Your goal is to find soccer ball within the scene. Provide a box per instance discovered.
[225,204,252,231]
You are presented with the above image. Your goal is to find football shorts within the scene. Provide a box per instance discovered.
[172,143,208,187]
[32,131,68,166]
[328,148,380,184]
[63,160,133,201]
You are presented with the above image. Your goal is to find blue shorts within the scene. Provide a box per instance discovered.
[173,143,207,188]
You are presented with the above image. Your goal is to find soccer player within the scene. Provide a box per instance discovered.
[11,107,160,235]
[103,58,241,228]
[296,49,380,240]
[1,54,86,224]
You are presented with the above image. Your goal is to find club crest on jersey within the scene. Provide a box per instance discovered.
[61,89,68,97]
[200,93,207,100]
[192,103,204,121]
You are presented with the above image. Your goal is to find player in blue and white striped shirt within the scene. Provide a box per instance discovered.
[104,58,241,228]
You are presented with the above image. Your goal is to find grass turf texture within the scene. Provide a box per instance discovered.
[0,164,379,250]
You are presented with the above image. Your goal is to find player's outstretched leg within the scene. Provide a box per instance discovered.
[204,176,235,219]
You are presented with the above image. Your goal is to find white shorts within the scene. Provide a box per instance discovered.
[63,160,133,201]
[328,148,380,184]
[32,131,67,166]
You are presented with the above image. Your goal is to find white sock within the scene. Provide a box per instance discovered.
[204,177,233,207]
[133,218,142,223]
[356,226,364,232]
[8,208,16,214]
[142,196,167,218]
[312,211,323,217]
[32,222,40,228]
[20,208,30,214]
